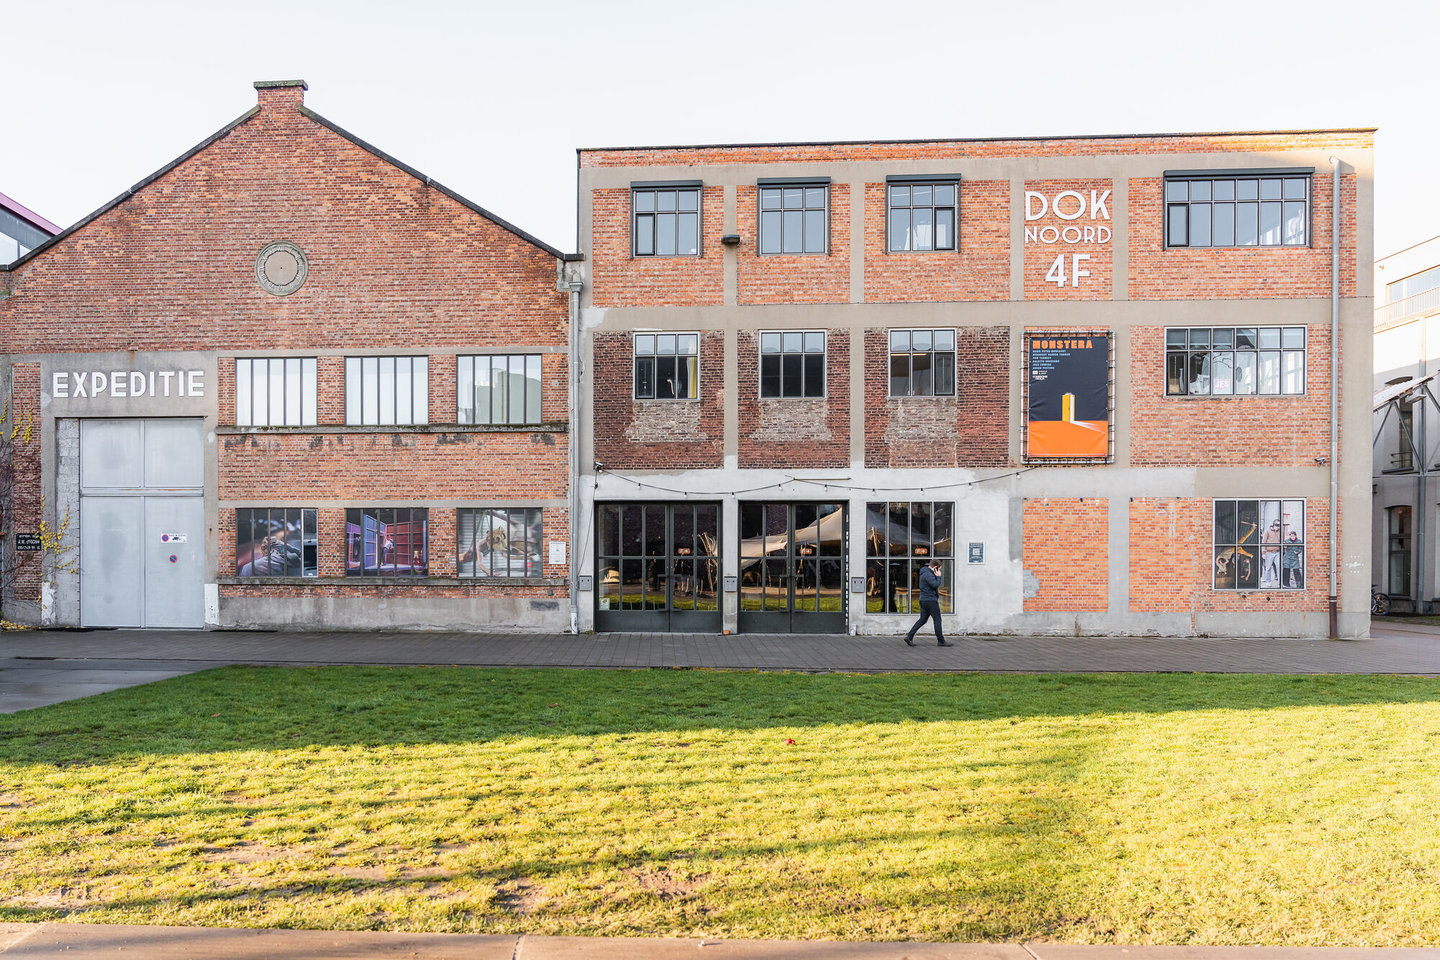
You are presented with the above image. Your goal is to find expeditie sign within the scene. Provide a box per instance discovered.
[1026,333,1110,459]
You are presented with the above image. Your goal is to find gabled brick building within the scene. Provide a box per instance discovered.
[1,81,580,631]
[576,131,1374,637]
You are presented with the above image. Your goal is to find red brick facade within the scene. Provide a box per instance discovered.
[592,331,725,470]
[863,179,1009,303]
[737,330,850,469]
[1023,498,1109,612]
[590,186,724,308]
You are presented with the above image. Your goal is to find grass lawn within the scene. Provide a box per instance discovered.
[2,667,1438,945]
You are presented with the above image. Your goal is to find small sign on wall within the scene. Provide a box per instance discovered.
[14,533,42,552]
[723,575,738,593]
[548,541,566,565]
[851,576,866,594]
[968,542,984,564]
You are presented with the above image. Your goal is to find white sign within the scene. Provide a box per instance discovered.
[51,370,205,399]
[548,541,567,565]
[1024,189,1112,244]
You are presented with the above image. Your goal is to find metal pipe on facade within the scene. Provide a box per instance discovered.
[567,275,583,635]
[1329,156,1341,638]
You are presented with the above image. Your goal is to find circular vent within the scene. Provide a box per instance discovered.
[255,241,308,296]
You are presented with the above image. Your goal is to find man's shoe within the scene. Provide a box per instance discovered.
[937,640,953,647]
[903,636,916,646]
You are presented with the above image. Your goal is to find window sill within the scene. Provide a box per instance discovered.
[1162,394,1306,400]
[220,576,568,586]
[217,423,568,435]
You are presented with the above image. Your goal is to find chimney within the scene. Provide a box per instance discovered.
[254,79,308,114]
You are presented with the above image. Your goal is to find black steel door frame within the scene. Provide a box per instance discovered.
[594,502,722,633]
[737,501,848,634]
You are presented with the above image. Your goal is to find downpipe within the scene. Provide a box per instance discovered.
[1329,156,1340,639]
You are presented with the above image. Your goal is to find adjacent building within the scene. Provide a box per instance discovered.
[0,191,59,266]
[0,82,580,631]
[575,131,1374,638]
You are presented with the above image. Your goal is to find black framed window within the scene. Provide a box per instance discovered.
[633,185,700,257]
[345,356,428,425]
[759,183,828,255]
[1213,499,1304,591]
[887,181,958,252]
[235,358,317,426]
[634,333,698,399]
[235,507,317,577]
[345,507,428,577]
[458,355,542,425]
[457,507,542,578]
[864,501,953,614]
[1165,326,1305,397]
[1387,506,1412,596]
[889,329,956,397]
[1165,173,1309,248]
[759,331,825,398]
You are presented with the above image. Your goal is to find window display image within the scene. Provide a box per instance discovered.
[864,502,953,614]
[457,508,543,578]
[345,508,428,577]
[1214,499,1304,591]
[1025,333,1110,459]
[235,507,317,577]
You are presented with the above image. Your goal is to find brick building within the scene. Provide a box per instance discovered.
[577,131,1374,638]
[0,81,580,631]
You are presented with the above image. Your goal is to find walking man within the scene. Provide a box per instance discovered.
[904,559,951,647]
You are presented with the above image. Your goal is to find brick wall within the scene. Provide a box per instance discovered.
[863,327,1011,468]
[1023,179,1115,301]
[1023,497,1108,611]
[592,331,724,469]
[3,364,44,605]
[589,185,724,308]
[737,330,850,469]
[737,184,850,304]
[863,179,1009,303]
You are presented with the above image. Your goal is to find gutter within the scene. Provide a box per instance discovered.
[1329,157,1340,639]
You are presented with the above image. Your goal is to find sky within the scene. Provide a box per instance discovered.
[4,0,1436,260]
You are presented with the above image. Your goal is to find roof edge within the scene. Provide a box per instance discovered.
[298,106,581,261]
[7,105,262,271]
[0,191,62,235]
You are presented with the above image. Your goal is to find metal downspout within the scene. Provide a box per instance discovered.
[567,276,582,635]
[1329,157,1340,638]
[1416,326,1428,613]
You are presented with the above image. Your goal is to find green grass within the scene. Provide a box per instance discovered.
[2,668,1439,944]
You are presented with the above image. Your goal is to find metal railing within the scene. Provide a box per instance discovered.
[1380,285,1440,325]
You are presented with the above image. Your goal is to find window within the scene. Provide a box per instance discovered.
[865,501,953,614]
[1165,172,1310,248]
[346,357,428,425]
[633,333,698,400]
[759,331,825,398]
[345,508,428,576]
[236,358,317,426]
[1394,399,1415,471]
[235,507,317,577]
[1388,506,1412,596]
[889,329,956,397]
[1213,499,1304,591]
[887,180,958,252]
[457,508,543,577]
[1165,326,1305,396]
[633,184,700,257]
[458,355,542,425]
[759,182,828,255]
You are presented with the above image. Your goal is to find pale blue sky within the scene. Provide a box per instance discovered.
[4,0,1433,258]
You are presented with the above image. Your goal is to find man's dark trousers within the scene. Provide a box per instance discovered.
[905,600,945,645]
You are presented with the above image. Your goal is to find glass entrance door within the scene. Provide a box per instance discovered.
[595,502,721,632]
[738,502,847,633]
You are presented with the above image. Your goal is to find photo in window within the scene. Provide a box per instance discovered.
[1214,499,1303,591]
[457,508,542,578]
[235,507,317,577]
[344,507,428,576]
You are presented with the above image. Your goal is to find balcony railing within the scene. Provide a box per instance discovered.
[1380,286,1440,325]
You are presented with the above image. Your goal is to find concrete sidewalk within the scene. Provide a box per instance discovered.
[0,924,1431,959]
[2,619,1438,714]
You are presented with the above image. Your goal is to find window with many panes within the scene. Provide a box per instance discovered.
[1388,505,1412,596]
[887,180,958,252]
[865,501,954,614]
[345,356,428,425]
[235,358,317,426]
[759,331,825,398]
[633,184,700,257]
[1165,326,1305,396]
[1213,499,1304,591]
[234,507,317,577]
[1165,171,1310,248]
[458,355,542,425]
[889,329,956,397]
[345,507,428,576]
[634,333,698,400]
[457,507,543,578]
[759,181,828,255]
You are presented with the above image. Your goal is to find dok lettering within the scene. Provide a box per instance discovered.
[1024,189,1113,244]
[52,370,205,400]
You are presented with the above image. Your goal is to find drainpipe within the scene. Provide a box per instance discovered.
[1329,157,1340,638]
[567,274,583,635]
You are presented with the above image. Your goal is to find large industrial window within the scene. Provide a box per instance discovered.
[345,507,428,576]
[1165,326,1306,396]
[759,182,828,255]
[889,329,956,397]
[1388,506,1412,597]
[458,355,542,425]
[887,180,958,252]
[759,331,825,398]
[634,333,698,400]
[633,184,700,257]
[235,358,317,426]
[864,501,953,614]
[1213,499,1304,591]
[1165,172,1309,248]
[457,507,543,578]
[345,356,428,425]
[235,507,317,577]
